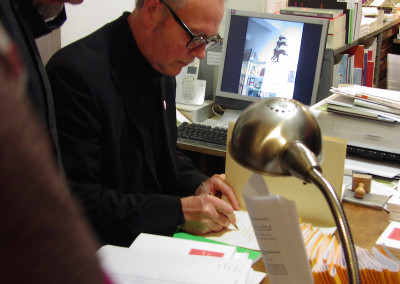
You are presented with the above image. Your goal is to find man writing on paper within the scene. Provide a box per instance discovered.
[47,0,240,247]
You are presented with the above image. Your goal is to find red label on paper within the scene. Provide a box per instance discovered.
[388,227,400,241]
[189,248,225,257]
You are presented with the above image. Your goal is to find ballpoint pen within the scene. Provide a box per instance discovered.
[201,182,239,230]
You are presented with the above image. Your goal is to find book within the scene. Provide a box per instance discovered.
[288,0,347,10]
[347,54,354,84]
[337,53,349,85]
[348,45,365,70]
[327,13,346,34]
[280,7,344,18]
[288,0,351,43]
[352,1,363,41]
[365,59,375,87]
[353,67,363,85]
[347,45,365,85]
[326,29,346,49]
[332,60,340,87]
[362,50,369,85]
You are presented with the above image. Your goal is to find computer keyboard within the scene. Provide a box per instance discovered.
[347,145,400,164]
[177,122,400,164]
[177,122,227,149]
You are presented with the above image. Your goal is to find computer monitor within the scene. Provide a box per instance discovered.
[215,10,329,110]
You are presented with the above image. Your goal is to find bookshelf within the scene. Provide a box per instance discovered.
[317,18,400,102]
[239,61,266,97]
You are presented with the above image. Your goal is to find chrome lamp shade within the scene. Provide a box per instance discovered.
[229,98,360,283]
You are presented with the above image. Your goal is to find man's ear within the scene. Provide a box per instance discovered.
[141,0,163,28]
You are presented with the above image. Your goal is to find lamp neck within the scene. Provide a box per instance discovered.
[281,142,321,182]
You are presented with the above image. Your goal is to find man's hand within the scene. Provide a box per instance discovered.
[180,174,240,235]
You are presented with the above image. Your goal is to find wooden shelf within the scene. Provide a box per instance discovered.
[317,18,400,103]
[330,19,400,55]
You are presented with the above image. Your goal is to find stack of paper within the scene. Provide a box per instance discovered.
[98,233,266,284]
[327,85,400,123]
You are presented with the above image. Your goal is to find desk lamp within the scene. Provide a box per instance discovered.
[229,97,360,283]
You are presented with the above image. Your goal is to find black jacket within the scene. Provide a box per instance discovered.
[0,0,65,170]
[47,13,208,246]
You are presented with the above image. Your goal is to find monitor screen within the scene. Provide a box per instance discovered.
[215,10,329,110]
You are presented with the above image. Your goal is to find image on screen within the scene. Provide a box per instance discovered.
[238,18,303,99]
[215,10,328,110]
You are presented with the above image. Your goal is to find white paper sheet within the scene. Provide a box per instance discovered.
[98,245,253,284]
[242,174,313,284]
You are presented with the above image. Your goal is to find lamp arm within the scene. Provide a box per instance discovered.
[306,168,360,284]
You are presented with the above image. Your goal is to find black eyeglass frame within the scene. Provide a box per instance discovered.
[160,0,222,50]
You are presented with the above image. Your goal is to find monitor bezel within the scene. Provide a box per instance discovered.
[214,9,329,110]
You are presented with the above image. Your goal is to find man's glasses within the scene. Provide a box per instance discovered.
[160,0,222,50]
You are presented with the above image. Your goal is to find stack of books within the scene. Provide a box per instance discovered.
[280,6,344,18]
[286,0,363,44]
[326,13,347,49]
[279,6,347,49]
[326,85,400,123]
[333,41,377,88]
[361,6,384,35]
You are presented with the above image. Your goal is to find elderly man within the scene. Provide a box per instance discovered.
[47,0,240,247]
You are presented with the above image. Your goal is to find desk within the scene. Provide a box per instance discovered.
[178,120,398,283]
[253,202,394,284]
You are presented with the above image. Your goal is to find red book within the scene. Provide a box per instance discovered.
[365,61,375,87]
[367,49,374,61]
[348,45,364,69]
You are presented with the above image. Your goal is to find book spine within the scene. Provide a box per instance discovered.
[363,52,368,86]
[280,9,336,18]
[365,61,374,87]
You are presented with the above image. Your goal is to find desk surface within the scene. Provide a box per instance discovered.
[253,202,395,284]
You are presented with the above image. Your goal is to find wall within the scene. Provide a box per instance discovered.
[36,1,134,64]
[61,0,135,47]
